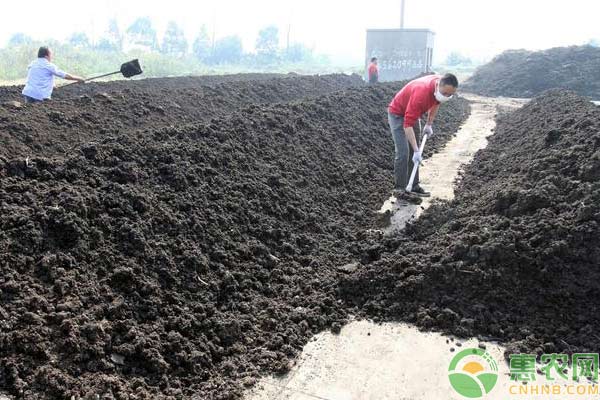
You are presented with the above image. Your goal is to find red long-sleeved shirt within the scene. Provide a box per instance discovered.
[388,74,440,128]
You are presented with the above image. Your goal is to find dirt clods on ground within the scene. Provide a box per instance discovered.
[0,74,364,160]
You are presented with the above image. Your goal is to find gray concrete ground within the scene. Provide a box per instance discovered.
[245,320,571,400]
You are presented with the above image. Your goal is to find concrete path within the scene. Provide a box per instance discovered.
[245,320,576,400]
[245,95,532,400]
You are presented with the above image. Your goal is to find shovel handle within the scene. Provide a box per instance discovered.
[406,118,428,192]
[84,70,121,82]
[60,70,120,88]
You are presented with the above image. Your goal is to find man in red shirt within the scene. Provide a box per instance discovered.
[388,73,458,197]
[367,57,379,84]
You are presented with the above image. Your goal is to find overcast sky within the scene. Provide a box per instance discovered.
[1,0,598,64]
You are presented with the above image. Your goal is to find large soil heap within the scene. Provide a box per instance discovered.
[342,90,600,359]
[463,45,600,99]
[0,74,364,159]
[0,75,470,399]
[0,73,338,103]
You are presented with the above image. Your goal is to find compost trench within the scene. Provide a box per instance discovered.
[463,45,600,99]
[342,90,600,361]
[0,74,470,399]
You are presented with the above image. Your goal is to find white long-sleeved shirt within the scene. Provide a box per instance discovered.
[22,58,67,100]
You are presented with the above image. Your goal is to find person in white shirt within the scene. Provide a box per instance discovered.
[22,46,85,103]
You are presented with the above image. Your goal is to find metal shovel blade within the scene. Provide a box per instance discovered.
[120,59,143,78]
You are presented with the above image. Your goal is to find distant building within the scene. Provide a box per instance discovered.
[365,29,434,82]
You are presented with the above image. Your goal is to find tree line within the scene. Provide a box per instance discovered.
[5,18,315,66]
[0,17,334,82]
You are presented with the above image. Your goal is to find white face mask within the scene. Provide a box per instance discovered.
[434,82,453,103]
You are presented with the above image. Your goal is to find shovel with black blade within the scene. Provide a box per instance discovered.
[62,59,143,86]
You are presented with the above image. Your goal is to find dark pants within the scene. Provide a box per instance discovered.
[23,95,42,103]
[388,111,421,190]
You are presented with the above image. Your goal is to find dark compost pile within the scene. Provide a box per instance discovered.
[463,45,600,99]
[0,74,470,399]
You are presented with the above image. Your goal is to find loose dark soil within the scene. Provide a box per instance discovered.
[0,75,470,399]
[54,74,302,97]
[0,74,364,159]
[341,90,600,360]
[0,73,317,103]
[463,45,600,99]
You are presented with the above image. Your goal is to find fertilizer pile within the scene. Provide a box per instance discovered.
[0,75,470,399]
[0,74,363,159]
[342,90,600,358]
[0,73,313,103]
[54,73,298,96]
[463,45,600,99]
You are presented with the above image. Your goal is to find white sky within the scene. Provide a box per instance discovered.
[1,0,598,64]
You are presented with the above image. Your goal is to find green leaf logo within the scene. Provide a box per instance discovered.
[448,348,498,398]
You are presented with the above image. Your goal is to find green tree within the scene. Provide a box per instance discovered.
[284,42,312,63]
[161,21,188,56]
[445,52,473,66]
[256,25,279,60]
[126,17,158,51]
[68,32,90,48]
[107,18,123,51]
[192,25,211,62]
[7,33,33,47]
[96,38,117,52]
[211,36,243,64]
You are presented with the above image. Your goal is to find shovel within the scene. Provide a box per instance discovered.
[62,59,143,87]
[405,118,428,192]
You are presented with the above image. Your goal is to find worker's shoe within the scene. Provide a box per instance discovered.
[411,185,431,197]
[392,189,423,204]
[392,188,406,197]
